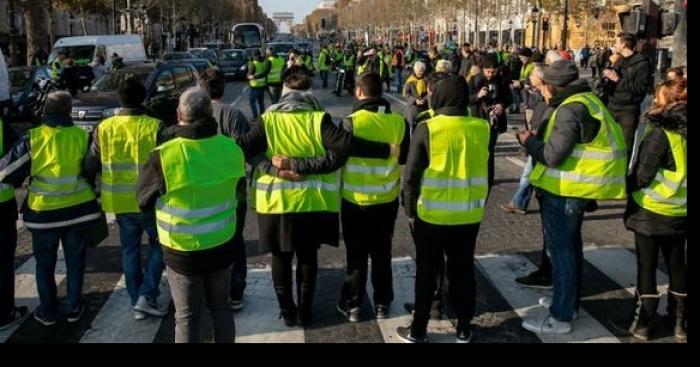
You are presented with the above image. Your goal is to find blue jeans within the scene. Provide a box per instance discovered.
[31,223,90,317]
[249,87,265,119]
[511,86,522,111]
[511,157,534,210]
[230,203,247,300]
[116,212,164,306]
[540,193,587,322]
[395,69,404,94]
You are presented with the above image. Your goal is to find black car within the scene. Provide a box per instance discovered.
[6,66,51,123]
[163,59,214,75]
[218,49,248,79]
[71,63,198,132]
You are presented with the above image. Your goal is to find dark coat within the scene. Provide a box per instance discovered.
[607,53,652,111]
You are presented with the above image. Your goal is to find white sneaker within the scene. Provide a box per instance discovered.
[522,313,572,334]
[538,297,579,321]
[133,310,148,321]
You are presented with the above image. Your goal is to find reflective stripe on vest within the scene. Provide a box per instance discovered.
[341,110,405,206]
[156,135,245,252]
[98,114,160,214]
[267,56,285,84]
[417,115,490,225]
[0,117,15,203]
[249,60,267,88]
[28,125,96,211]
[632,127,687,217]
[256,111,340,214]
[529,92,628,200]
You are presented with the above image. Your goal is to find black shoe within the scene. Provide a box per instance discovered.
[33,309,57,327]
[0,306,29,331]
[585,200,599,213]
[456,328,473,343]
[337,302,361,323]
[66,303,85,323]
[298,309,312,327]
[375,305,389,320]
[396,325,429,343]
[515,270,553,289]
[279,309,297,327]
[404,302,415,315]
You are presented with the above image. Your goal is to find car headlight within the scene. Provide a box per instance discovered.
[102,108,116,118]
[240,65,247,71]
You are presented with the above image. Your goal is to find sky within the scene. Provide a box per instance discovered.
[258,0,319,25]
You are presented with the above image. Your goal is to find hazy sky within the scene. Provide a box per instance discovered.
[259,0,319,25]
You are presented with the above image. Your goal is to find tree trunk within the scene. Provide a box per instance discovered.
[22,0,49,66]
[80,8,88,36]
[671,0,686,67]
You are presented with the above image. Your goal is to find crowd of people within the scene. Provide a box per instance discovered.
[0,31,686,344]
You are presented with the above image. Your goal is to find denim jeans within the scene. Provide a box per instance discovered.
[540,193,587,322]
[115,212,164,306]
[511,86,522,111]
[511,156,534,210]
[31,223,90,317]
[230,203,247,300]
[395,69,404,94]
[249,87,266,119]
[167,265,234,343]
[320,70,329,88]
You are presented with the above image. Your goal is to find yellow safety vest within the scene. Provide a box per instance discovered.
[156,135,245,252]
[28,125,96,211]
[249,60,267,88]
[98,114,160,214]
[417,115,491,225]
[255,111,339,214]
[529,92,628,200]
[267,56,285,84]
[357,59,385,79]
[0,117,15,203]
[342,110,405,206]
[632,127,687,217]
[318,50,331,72]
[520,62,534,81]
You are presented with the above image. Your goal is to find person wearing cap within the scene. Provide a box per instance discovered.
[247,49,270,120]
[356,48,388,81]
[512,47,534,112]
[398,75,491,343]
[516,60,627,334]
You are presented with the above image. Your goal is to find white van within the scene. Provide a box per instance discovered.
[48,35,147,69]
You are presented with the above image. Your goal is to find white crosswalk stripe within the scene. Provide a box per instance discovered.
[2,246,676,343]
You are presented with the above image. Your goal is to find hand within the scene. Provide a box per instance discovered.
[247,75,254,80]
[278,170,306,182]
[478,88,488,99]
[512,80,521,88]
[603,69,619,82]
[272,155,292,170]
[492,104,504,117]
[389,144,401,158]
[416,98,425,106]
[517,130,534,146]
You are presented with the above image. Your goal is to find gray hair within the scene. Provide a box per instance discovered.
[545,50,564,65]
[44,91,73,116]
[178,87,212,123]
[530,66,545,88]
[413,61,427,74]
[435,60,452,74]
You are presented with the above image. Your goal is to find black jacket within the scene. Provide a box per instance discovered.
[137,117,238,275]
[458,53,477,79]
[506,55,523,82]
[624,103,687,236]
[0,118,19,222]
[607,53,652,110]
[469,73,513,133]
[524,79,601,169]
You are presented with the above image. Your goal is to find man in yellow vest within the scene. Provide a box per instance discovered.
[317,45,332,88]
[84,78,166,320]
[0,91,102,326]
[236,66,398,327]
[246,49,269,119]
[336,73,410,323]
[398,75,490,344]
[511,47,534,113]
[517,60,627,334]
[0,116,29,330]
[137,88,245,343]
[266,48,286,104]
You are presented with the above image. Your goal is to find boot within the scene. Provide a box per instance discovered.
[626,291,660,341]
[275,286,297,327]
[297,284,315,327]
[666,290,687,342]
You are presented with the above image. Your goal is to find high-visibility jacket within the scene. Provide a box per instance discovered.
[334,49,344,64]
[249,60,267,88]
[27,125,96,211]
[267,56,285,84]
[357,59,385,79]
[302,55,314,73]
[341,110,405,206]
[417,115,491,225]
[520,62,534,81]
[417,108,471,122]
[632,127,687,217]
[255,111,339,214]
[318,49,331,72]
[529,92,628,200]
[343,55,356,70]
[0,117,15,203]
[98,114,160,214]
[155,135,245,252]
[50,59,63,80]
[383,54,394,76]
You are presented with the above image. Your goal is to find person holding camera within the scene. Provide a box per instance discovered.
[469,56,513,190]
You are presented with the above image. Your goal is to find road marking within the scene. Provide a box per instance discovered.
[506,157,526,168]
[383,92,407,107]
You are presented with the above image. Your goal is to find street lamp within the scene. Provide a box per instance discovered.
[530,6,539,48]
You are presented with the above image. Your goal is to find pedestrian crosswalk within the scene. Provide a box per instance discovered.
[2,245,681,343]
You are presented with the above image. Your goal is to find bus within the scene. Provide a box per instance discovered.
[231,23,266,57]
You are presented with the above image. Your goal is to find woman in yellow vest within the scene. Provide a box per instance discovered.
[236,66,397,327]
[617,79,687,342]
[399,75,490,343]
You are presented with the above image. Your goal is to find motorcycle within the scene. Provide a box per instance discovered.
[26,78,57,125]
[334,66,355,97]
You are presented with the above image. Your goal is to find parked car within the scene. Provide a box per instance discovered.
[71,62,198,132]
[6,66,52,123]
[188,49,218,65]
[162,52,193,62]
[163,59,214,75]
[267,42,296,61]
[296,42,312,55]
[217,49,248,79]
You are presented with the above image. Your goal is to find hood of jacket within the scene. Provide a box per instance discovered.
[353,97,392,114]
[430,75,470,116]
[646,102,687,138]
[162,117,218,141]
[549,79,593,108]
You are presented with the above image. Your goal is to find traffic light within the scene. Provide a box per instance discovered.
[619,11,646,36]
[542,17,549,31]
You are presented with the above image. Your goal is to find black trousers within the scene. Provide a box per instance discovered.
[320,70,329,88]
[271,246,318,314]
[635,233,687,295]
[609,107,641,159]
[411,218,479,335]
[487,127,499,193]
[230,202,248,300]
[339,199,398,308]
[0,208,18,324]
